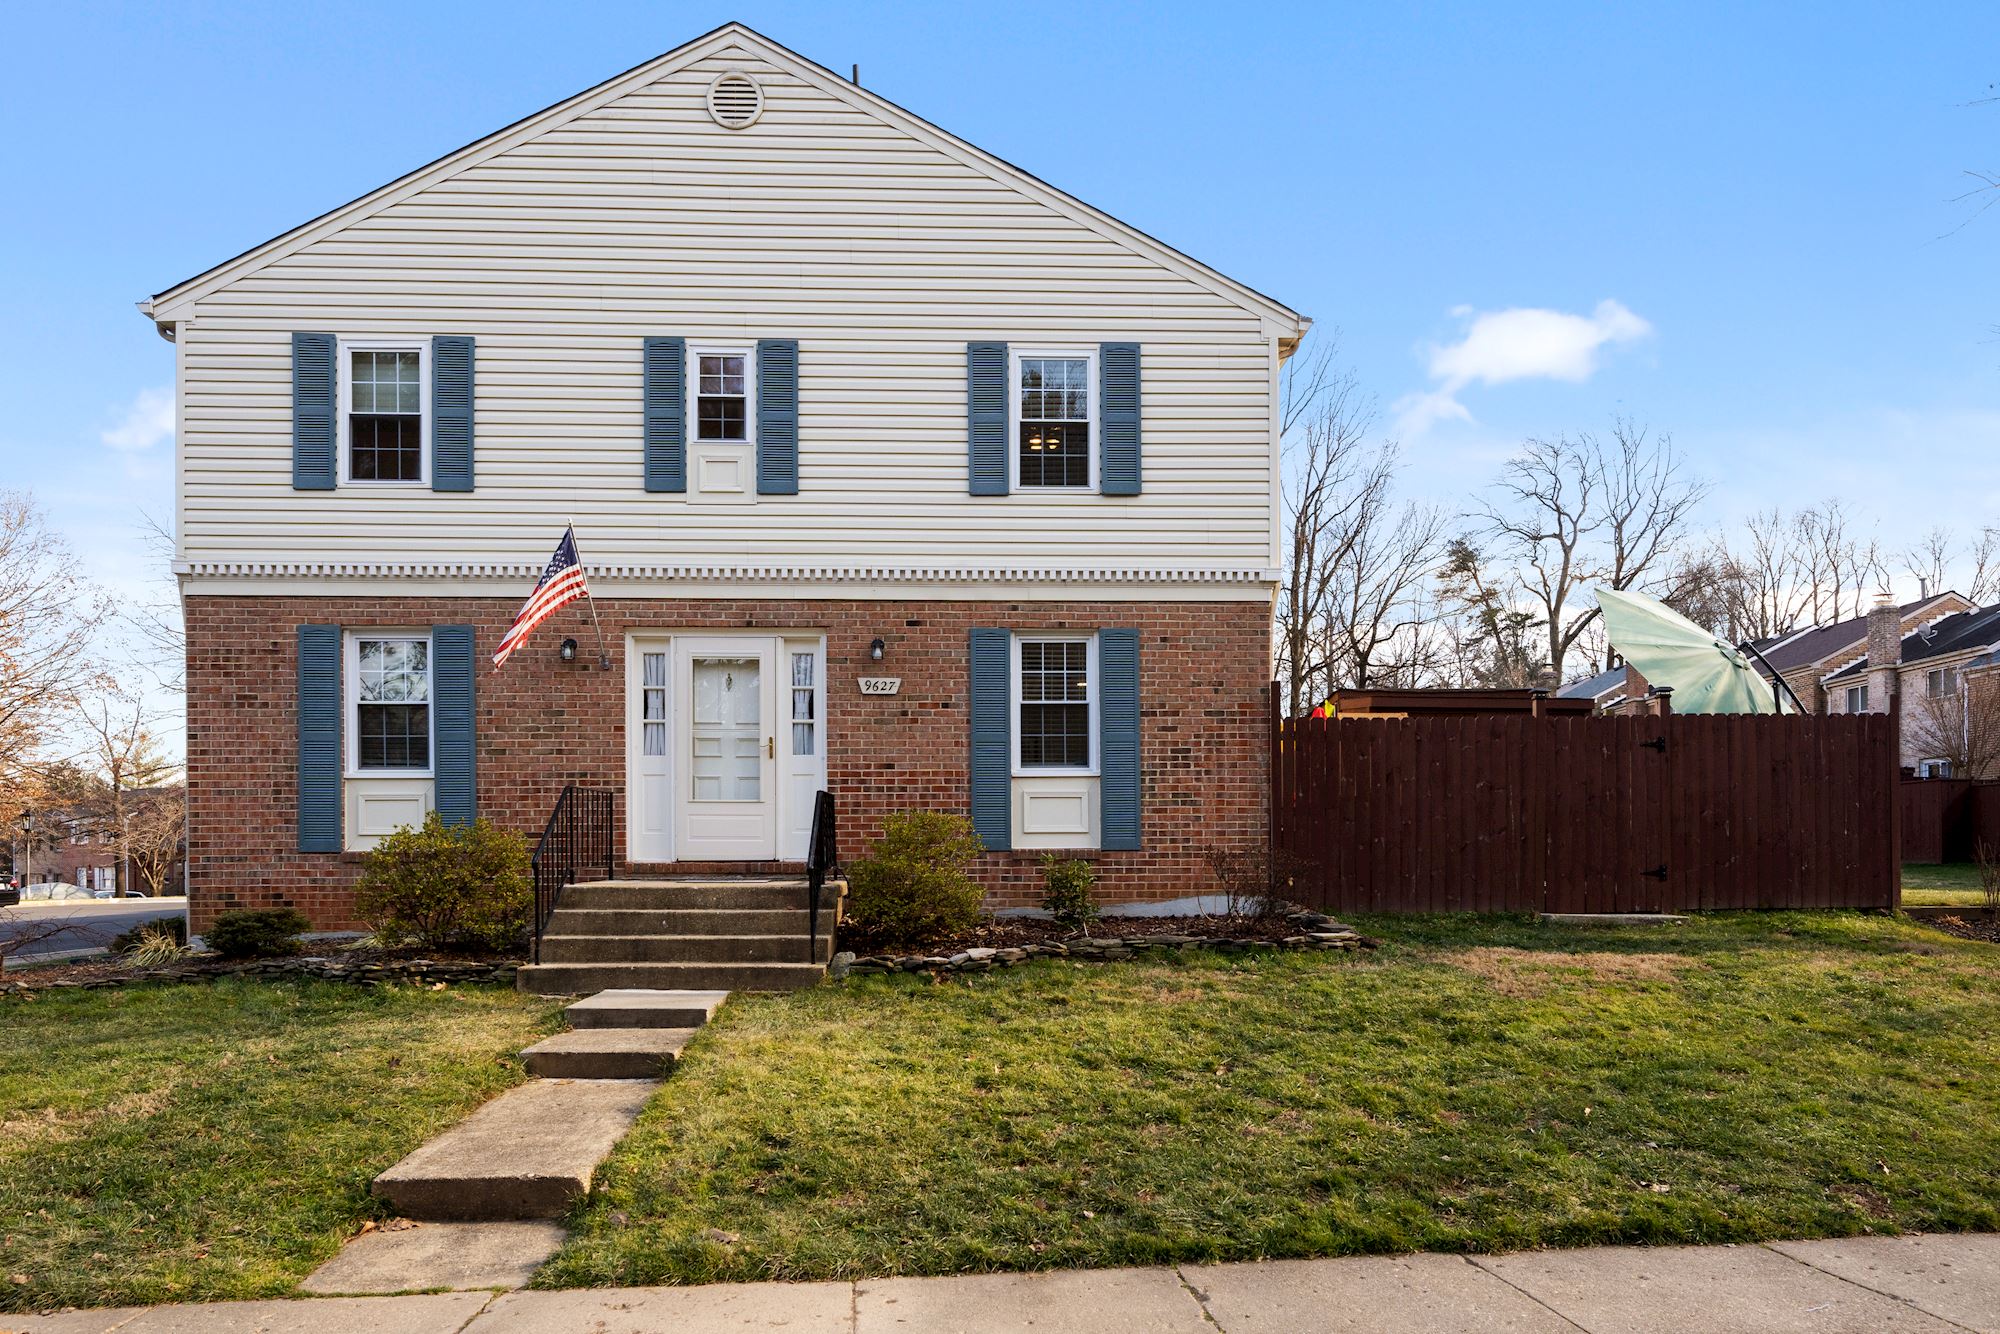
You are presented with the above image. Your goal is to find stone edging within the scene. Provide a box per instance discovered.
[833,910,1371,978]
[0,955,519,996]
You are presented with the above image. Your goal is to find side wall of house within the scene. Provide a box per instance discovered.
[184,593,1271,931]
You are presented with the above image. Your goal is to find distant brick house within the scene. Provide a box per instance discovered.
[1747,593,1971,714]
[1826,599,2000,777]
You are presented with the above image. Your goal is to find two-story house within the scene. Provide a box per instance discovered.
[141,23,1306,933]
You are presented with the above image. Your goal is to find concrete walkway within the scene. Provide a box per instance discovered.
[10,1232,1998,1333]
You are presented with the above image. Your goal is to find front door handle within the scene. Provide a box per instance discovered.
[767,736,775,759]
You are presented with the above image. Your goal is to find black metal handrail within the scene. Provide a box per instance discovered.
[806,789,838,964]
[530,784,613,964]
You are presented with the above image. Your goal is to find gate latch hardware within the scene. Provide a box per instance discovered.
[1640,736,1667,752]
[1644,864,1668,880]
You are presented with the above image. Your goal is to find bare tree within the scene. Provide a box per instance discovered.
[1902,525,1956,600]
[1907,671,2000,779]
[1322,486,1451,690]
[124,512,186,695]
[1475,435,1601,681]
[75,687,177,896]
[120,786,185,897]
[1969,527,2000,604]
[1595,418,1711,598]
[0,492,109,786]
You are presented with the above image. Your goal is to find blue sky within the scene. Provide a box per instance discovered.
[3,0,1997,613]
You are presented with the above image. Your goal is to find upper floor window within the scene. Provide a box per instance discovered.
[344,342,428,484]
[1014,635,1097,773]
[1926,667,1958,698]
[348,633,432,775]
[1014,350,1096,489]
[1844,684,1868,713]
[696,353,749,442]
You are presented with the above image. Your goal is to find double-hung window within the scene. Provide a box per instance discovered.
[1013,635,1097,774]
[343,341,428,483]
[348,633,433,775]
[1844,684,1869,713]
[1927,667,1957,698]
[695,351,750,443]
[1013,349,1096,489]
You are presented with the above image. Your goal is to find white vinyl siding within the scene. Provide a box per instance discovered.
[170,43,1278,575]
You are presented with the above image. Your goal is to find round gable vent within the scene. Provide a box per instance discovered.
[707,71,765,129]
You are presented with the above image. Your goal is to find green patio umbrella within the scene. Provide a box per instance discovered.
[1593,587,1801,715]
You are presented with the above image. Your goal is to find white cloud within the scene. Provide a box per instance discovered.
[1393,299,1653,436]
[102,387,174,452]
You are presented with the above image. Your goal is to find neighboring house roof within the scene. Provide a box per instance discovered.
[1750,593,1970,677]
[139,22,1306,340]
[1825,604,2000,683]
[1557,666,1628,701]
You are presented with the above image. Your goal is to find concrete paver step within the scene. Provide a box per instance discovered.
[517,961,827,994]
[538,932,832,964]
[371,1078,656,1220]
[519,1026,697,1079]
[565,988,730,1029]
[546,906,813,935]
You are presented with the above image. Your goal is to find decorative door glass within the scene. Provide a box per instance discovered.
[641,653,667,756]
[791,651,817,756]
[690,656,761,801]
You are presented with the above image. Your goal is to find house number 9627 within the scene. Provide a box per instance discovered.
[857,677,902,695]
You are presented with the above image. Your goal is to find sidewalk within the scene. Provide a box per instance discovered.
[11,1232,1998,1333]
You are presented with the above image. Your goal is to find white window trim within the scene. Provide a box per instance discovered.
[1011,631,1099,778]
[338,337,431,487]
[344,629,435,779]
[686,343,758,452]
[1008,347,1099,492]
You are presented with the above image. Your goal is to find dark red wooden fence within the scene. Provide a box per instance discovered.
[1901,779,2000,863]
[1271,691,1899,913]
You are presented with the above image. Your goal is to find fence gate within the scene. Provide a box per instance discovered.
[1269,688,1898,914]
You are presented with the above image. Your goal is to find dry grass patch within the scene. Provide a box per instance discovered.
[1441,946,1705,997]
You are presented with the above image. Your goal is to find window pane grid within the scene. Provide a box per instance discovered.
[1019,357,1090,487]
[1017,640,1090,768]
[350,349,423,481]
[791,651,817,756]
[357,637,431,771]
[697,354,748,441]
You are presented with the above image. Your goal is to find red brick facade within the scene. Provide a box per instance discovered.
[184,594,1272,931]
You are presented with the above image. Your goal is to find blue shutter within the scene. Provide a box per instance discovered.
[292,333,337,490]
[432,625,476,827]
[297,625,342,852]
[968,627,1012,852]
[1099,343,1141,497]
[967,342,1009,496]
[1098,628,1141,850]
[431,335,474,492]
[756,338,799,495]
[642,337,686,492]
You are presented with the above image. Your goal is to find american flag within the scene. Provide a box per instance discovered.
[492,527,590,668]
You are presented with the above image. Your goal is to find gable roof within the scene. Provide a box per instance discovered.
[1825,603,2000,683]
[1749,592,1971,676]
[139,22,1306,338]
[1557,666,1629,701]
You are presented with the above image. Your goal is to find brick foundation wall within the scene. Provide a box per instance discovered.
[184,593,1272,931]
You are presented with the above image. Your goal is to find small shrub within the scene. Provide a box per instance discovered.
[844,811,986,950]
[354,812,531,952]
[126,925,194,968]
[205,907,312,960]
[1978,840,2000,918]
[1040,854,1100,934]
[111,915,187,954]
[1206,847,1316,919]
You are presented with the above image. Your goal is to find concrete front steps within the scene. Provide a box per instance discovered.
[371,988,725,1221]
[516,876,842,995]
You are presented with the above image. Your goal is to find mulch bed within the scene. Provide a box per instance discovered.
[2,944,522,995]
[1917,913,2000,944]
[839,912,1319,957]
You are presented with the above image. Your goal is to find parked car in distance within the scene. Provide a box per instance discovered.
[19,882,96,902]
[0,883,18,908]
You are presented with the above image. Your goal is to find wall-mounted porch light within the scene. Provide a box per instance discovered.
[559,637,578,663]
[869,637,886,662]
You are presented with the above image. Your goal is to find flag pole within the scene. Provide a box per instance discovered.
[570,519,613,670]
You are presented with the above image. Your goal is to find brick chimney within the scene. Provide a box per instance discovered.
[1864,594,1901,713]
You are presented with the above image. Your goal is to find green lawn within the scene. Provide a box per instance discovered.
[0,979,562,1313]
[542,911,2000,1288]
[1902,862,1993,907]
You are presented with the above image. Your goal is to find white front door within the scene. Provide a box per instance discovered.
[677,636,778,861]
